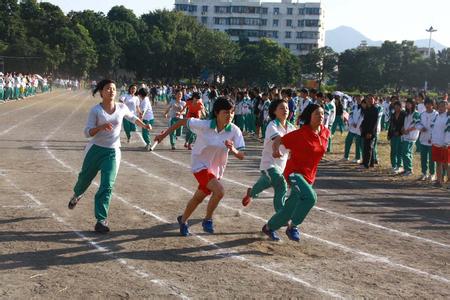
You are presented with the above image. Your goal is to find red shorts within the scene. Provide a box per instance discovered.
[193,169,216,195]
[431,145,449,163]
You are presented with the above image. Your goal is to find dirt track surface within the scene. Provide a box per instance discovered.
[1,90,449,299]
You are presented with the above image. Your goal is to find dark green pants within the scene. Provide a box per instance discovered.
[402,141,414,172]
[169,117,183,146]
[123,118,136,140]
[142,119,154,146]
[73,144,120,222]
[390,136,403,168]
[268,173,317,230]
[250,167,287,212]
[344,132,362,160]
[420,145,435,176]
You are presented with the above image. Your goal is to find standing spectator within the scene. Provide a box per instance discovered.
[388,100,406,174]
[360,95,379,169]
[400,99,420,176]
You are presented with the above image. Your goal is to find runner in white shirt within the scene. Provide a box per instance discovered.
[416,98,439,181]
[155,97,245,236]
[68,79,151,234]
[137,88,155,151]
[119,84,141,143]
[242,99,295,213]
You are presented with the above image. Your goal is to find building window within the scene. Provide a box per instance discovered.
[297,31,319,39]
[273,19,278,27]
[305,7,320,15]
[285,31,291,39]
[305,19,320,27]
[285,43,290,49]
[188,5,197,12]
[201,16,208,24]
[215,6,231,14]
[299,8,305,15]
[261,8,268,14]
[286,19,292,27]
[287,8,293,15]
[202,5,208,13]
[273,7,279,15]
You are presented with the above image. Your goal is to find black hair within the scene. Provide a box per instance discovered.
[268,99,288,120]
[316,92,323,98]
[212,97,234,118]
[192,92,201,99]
[93,79,116,97]
[137,88,148,98]
[405,98,416,114]
[310,88,317,95]
[128,84,137,94]
[300,103,321,125]
[424,97,434,106]
[300,88,309,94]
[393,100,402,107]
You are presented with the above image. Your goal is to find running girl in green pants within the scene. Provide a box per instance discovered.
[262,104,330,242]
[242,99,296,213]
[137,88,155,151]
[68,79,152,234]
[120,84,140,143]
[164,89,186,150]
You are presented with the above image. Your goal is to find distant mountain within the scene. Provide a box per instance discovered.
[325,26,448,53]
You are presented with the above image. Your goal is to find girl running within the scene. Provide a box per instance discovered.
[120,84,141,143]
[164,89,186,150]
[68,79,152,233]
[261,104,330,242]
[242,99,296,213]
[155,97,245,236]
[137,88,155,151]
[181,92,206,150]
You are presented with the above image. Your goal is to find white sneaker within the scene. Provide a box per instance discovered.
[420,174,428,181]
[395,167,404,174]
[342,157,349,161]
[430,175,437,182]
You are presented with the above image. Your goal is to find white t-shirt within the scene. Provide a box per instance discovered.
[168,100,186,119]
[417,103,426,114]
[187,118,245,179]
[259,119,296,171]
[431,113,449,147]
[417,110,438,146]
[121,94,139,115]
[84,103,138,149]
[139,97,154,121]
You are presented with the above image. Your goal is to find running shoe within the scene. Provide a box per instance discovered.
[68,194,83,209]
[262,224,280,241]
[402,171,413,177]
[95,220,110,234]
[202,219,214,234]
[242,187,252,207]
[177,215,190,236]
[285,226,300,242]
[171,145,176,150]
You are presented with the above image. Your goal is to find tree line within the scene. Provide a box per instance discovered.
[1,0,449,91]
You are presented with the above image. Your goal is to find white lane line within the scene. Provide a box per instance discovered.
[147,151,450,285]
[0,91,82,136]
[0,91,67,117]
[42,127,345,298]
[0,171,190,300]
[150,150,450,250]
[37,95,191,300]
[119,160,345,299]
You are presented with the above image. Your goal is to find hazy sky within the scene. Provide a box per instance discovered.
[46,0,449,46]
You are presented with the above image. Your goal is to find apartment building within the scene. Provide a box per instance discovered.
[174,0,325,55]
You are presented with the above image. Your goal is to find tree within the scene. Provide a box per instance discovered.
[300,46,338,89]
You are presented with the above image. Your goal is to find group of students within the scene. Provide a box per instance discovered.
[68,79,330,241]
[0,72,51,101]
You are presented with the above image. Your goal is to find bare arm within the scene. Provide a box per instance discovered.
[272,136,283,158]
[155,119,188,142]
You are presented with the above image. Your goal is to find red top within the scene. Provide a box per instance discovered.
[281,124,330,184]
[186,99,204,118]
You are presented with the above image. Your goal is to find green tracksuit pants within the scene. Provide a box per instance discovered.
[344,132,362,160]
[268,173,317,230]
[390,136,403,169]
[169,117,183,146]
[250,167,287,212]
[73,144,120,222]
[123,118,136,140]
[420,145,435,176]
[402,141,415,172]
[142,119,154,146]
